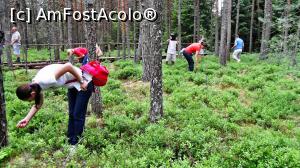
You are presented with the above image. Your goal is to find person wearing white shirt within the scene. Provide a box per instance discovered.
[15,63,94,145]
[166,33,178,65]
[11,26,21,63]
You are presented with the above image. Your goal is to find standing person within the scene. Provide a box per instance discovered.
[11,26,21,63]
[231,34,244,62]
[16,63,94,146]
[0,30,4,64]
[182,40,204,71]
[67,45,102,66]
[166,33,178,65]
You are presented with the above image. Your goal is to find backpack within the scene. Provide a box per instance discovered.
[80,61,109,86]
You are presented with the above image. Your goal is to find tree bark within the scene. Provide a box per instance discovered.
[214,0,219,56]
[117,0,121,58]
[291,22,299,66]
[0,0,8,148]
[85,0,103,117]
[21,0,28,73]
[260,0,272,60]
[249,0,255,52]
[52,0,60,61]
[283,0,291,54]
[141,0,151,82]
[149,0,163,123]
[121,0,126,59]
[4,0,13,66]
[66,0,73,50]
[125,0,131,58]
[219,0,228,66]
[0,59,8,148]
[226,0,232,60]
[178,0,182,51]
[234,0,240,36]
[193,0,200,42]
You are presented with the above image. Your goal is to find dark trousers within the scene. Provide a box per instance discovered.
[67,82,93,145]
[183,50,194,71]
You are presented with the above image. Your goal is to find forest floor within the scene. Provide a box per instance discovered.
[1,54,300,167]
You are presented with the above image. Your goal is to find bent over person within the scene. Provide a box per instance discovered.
[182,40,204,71]
[16,63,94,145]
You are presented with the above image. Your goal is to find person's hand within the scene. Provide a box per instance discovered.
[17,118,29,128]
[80,80,88,91]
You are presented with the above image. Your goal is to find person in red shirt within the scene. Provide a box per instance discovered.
[182,40,204,71]
[67,44,102,65]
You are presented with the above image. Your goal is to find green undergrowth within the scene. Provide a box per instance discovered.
[1,54,300,167]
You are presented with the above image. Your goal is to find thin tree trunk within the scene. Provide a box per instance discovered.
[226,0,232,60]
[85,0,103,117]
[283,0,291,54]
[0,0,8,148]
[30,0,40,50]
[149,0,163,123]
[133,0,138,63]
[52,0,60,61]
[260,0,272,60]
[193,0,200,42]
[125,0,130,58]
[67,0,73,48]
[234,0,240,36]
[117,0,121,58]
[214,0,219,56]
[219,0,228,66]
[136,0,142,61]
[178,0,182,51]
[141,0,151,82]
[121,0,126,59]
[21,0,28,73]
[249,0,255,52]
[291,22,299,66]
[0,59,7,148]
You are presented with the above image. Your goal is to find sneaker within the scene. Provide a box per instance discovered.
[69,145,77,157]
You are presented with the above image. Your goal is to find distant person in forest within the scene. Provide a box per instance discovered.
[15,63,93,146]
[166,33,178,65]
[11,26,21,63]
[231,34,244,62]
[67,44,102,65]
[182,39,205,71]
[0,30,4,64]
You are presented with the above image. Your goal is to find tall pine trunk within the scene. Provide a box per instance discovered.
[85,0,103,117]
[260,0,272,60]
[291,22,299,66]
[283,0,291,54]
[67,0,73,48]
[149,0,163,123]
[52,0,60,61]
[0,60,7,148]
[0,0,8,147]
[249,0,255,52]
[234,0,240,36]
[219,0,228,66]
[178,0,182,51]
[141,0,151,82]
[226,0,232,60]
[214,0,219,56]
[193,0,200,42]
